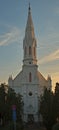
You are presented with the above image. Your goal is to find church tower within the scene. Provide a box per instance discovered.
[23,4,37,66]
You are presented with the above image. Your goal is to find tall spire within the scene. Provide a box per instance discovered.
[23,5,37,66]
[25,3,35,38]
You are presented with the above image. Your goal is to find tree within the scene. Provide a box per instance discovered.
[53,83,59,121]
[0,84,6,125]
[40,88,54,130]
[0,84,23,128]
[5,87,23,123]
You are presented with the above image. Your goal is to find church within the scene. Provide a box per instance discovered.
[8,5,52,122]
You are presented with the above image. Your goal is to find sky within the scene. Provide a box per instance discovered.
[0,0,59,91]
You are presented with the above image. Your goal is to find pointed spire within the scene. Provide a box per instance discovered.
[25,3,35,38]
[26,3,34,28]
[23,4,37,66]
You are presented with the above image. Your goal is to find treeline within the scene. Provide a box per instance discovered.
[0,82,59,130]
[40,82,59,130]
[0,84,23,130]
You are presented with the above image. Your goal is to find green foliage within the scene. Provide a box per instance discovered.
[40,84,59,130]
[53,83,59,120]
[0,84,23,128]
[40,88,54,129]
[0,84,6,113]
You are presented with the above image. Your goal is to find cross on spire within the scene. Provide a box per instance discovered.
[29,3,31,12]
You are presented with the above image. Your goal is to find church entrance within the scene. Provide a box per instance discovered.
[28,114,34,123]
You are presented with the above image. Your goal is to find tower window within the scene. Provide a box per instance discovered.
[25,46,27,55]
[29,46,31,55]
[34,47,35,56]
[29,62,31,64]
[29,72,32,82]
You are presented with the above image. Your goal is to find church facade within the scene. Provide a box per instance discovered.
[8,5,52,122]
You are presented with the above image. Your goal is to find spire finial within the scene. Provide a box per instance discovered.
[29,2,31,12]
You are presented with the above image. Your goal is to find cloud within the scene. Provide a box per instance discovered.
[38,49,59,64]
[37,30,59,49]
[0,27,24,46]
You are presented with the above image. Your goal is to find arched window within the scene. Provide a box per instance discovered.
[34,47,35,56]
[25,46,27,56]
[29,72,32,82]
[29,46,31,55]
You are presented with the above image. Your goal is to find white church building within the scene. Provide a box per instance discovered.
[8,5,52,122]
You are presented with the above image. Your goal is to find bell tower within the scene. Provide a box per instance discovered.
[23,4,37,66]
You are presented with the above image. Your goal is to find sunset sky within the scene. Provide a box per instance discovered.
[0,0,59,91]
